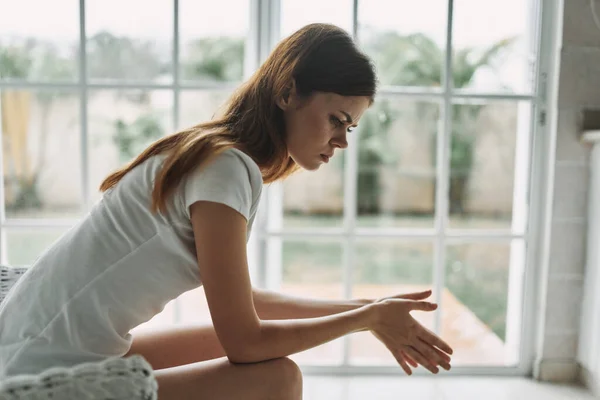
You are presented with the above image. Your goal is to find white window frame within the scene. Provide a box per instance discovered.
[252,0,556,376]
[0,0,558,377]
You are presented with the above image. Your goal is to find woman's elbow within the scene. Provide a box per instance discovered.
[225,346,261,364]
[221,335,264,364]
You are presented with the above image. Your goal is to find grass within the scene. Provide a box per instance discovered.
[281,214,512,340]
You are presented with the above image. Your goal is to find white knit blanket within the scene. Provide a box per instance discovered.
[0,355,158,400]
[0,266,27,304]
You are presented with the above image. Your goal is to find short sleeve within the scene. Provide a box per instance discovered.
[182,150,254,221]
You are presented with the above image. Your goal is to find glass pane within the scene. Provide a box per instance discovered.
[279,240,344,365]
[356,99,438,228]
[283,153,344,228]
[448,101,530,230]
[442,242,520,366]
[0,0,79,82]
[4,228,70,266]
[453,0,537,92]
[87,90,172,203]
[178,90,233,130]
[358,0,447,87]
[280,0,353,39]
[180,0,249,82]
[1,89,83,218]
[86,0,172,82]
[350,240,435,365]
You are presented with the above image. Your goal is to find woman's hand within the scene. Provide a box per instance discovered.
[373,289,436,304]
[368,292,453,375]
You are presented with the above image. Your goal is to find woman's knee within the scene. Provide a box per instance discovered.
[265,357,303,398]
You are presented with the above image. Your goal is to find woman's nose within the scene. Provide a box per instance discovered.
[332,135,348,149]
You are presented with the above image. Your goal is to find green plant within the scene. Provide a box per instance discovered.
[355,99,398,214]
[183,37,244,82]
[112,113,165,163]
[361,32,515,215]
[87,31,166,82]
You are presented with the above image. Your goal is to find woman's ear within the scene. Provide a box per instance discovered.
[276,80,297,110]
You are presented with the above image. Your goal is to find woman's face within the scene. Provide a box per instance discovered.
[279,89,371,171]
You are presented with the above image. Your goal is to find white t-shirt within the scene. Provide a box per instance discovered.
[0,148,263,377]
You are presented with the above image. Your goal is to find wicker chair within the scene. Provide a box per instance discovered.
[0,265,158,400]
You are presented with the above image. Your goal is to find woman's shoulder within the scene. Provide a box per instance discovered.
[218,148,263,190]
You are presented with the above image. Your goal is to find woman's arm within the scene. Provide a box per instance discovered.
[252,288,370,320]
[191,201,451,368]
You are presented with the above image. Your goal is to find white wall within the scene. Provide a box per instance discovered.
[533,0,599,384]
[578,135,600,397]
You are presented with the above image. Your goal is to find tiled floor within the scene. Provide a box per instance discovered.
[302,376,597,400]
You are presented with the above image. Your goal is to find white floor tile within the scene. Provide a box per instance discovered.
[303,376,596,400]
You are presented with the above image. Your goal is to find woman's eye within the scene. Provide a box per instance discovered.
[347,126,355,133]
[330,116,343,127]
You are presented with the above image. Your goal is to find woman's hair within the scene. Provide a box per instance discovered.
[100,23,377,213]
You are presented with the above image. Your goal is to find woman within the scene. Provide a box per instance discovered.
[0,24,452,399]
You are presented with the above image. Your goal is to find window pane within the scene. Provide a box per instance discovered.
[3,228,70,266]
[280,0,353,39]
[448,101,530,230]
[278,240,344,365]
[442,241,522,366]
[453,0,537,92]
[178,90,233,130]
[357,99,438,228]
[358,0,447,87]
[349,240,434,365]
[87,90,172,203]
[0,0,79,82]
[2,89,83,218]
[283,153,344,228]
[86,0,172,82]
[180,0,249,83]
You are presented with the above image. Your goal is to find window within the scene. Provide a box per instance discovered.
[262,0,542,372]
[0,0,545,374]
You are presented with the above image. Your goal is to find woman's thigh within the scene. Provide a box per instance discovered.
[154,356,303,400]
[125,324,225,370]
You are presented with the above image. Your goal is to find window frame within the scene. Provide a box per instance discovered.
[254,0,554,376]
[0,0,558,377]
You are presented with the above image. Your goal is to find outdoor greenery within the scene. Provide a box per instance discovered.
[283,235,508,340]
[359,31,515,215]
[0,40,76,210]
[182,37,244,82]
[113,114,165,163]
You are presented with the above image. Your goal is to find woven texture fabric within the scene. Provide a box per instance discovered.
[0,355,158,400]
[0,266,27,304]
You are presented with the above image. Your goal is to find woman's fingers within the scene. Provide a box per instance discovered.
[430,345,452,367]
[400,349,419,368]
[418,326,453,355]
[403,346,439,374]
[415,338,451,370]
[393,351,413,375]
[397,290,432,301]
[406,301,438,312]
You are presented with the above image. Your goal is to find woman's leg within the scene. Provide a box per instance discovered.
[155,356,303,400]
[125,324,225,370]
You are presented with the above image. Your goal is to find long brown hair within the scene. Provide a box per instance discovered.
[100,23,377,213]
